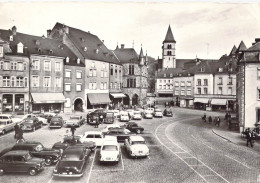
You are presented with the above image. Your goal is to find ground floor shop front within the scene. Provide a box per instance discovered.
[0,93,29,114]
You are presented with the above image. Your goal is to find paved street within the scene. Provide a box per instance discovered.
[0,108,259,183]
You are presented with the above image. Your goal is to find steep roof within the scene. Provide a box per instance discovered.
[236,41,247,53]
[229,45,237,56]
[163,25,176,43]
[156,68,183,78]
[246,41,260,52]
[51,23,120,64]
[0,29,82,66]
[113,47,139,64]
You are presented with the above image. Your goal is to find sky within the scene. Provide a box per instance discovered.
[0,2,259,60]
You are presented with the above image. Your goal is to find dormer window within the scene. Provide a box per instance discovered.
[9,35,13,41]
[49,49,53,54]
[77,58,80,64]
[84,47,87,52]
[17,42,23,53]
[218,68,223,72]
[91,62,95,68]
[66,57,69,63]
[95,49,99,54]
[200,67,205,72]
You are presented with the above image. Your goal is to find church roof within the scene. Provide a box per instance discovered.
[163,25,176,43]
[236,41,247,53]
[229,45,237,56]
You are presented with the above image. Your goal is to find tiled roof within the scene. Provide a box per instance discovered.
[52,23,120,64]
[236,41,247,53]
[240,41,260,62]
[156,68,183,78]
[229,45,237,56]
[113,48,139,64]
[246,41,260,52]
[0,29,82,66]
[163,25,176,43]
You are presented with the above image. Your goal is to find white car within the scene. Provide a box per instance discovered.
[102,124,121,133]
[126,109,135,118]
[80,131,105,147]
[21,114,48,125]
[112,110,120,118]
[0,114,17,134]
[100,140,120,162]
[154,109,163,118]
[120,112,130,122]
[146,108,155,114]
[132,111,142,120]
[124,136,149,157]
[143,111,153,119]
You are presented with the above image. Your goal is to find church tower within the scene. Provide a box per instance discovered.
[162,25,176,69]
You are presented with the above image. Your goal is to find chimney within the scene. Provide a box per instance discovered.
[121,44,125,49]
[77,58,80,64]
[47,29,51,38]
[12,26,17,35]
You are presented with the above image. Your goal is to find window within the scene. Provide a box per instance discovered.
[32,60,40,70]
[65,70,71,78]
[110,82,113,89]
[24,77,28,87]
[168,80,171,83]
[101,71,104,78]
[187,81,191,87]
[164,74,166,77]
[163,85,166,89]
[55,62,61,72]
[0,76,2,87]
[159,85,162,89]
[181,81,185,86]
[93,69,97,77]
[55,77,61,87]
[65,83,71,92]
[197,87,201,94]
[204,88,208,94]
[114,82,117,89]
[65,98,71,108]
[76,83,82,91]
[200,68,205,72]
[0,61,3,69]
[181,90,185,95]
[218,68,223,72]
[104,71,107,77]
[197,79,201,86]
[17,42,23,53]
[187,90,191,95]
[17,62,23,71]
[103,63,106,69]
[129,65,134,75]
[218,87,223,95]
[101,83,104,90]
[175,90,179,95]
[228,87,232,95]
[16,77,24,87]
[43,77,51,87]
[228,77,232,85]
[11,76,16,87]
[91,62,95,68]
[32,76,39,87]
[170,73,173,77]
[4,62,10,70]
[3,76,10,87]
[167,51,172,55]
[0,46,3,57]
[104,83,107,90]
[175,81,179,86]
[218,77,223,85]
[11,62,17,70]
[23,62,27,70]
[164,80,166,83]
[127,78,136,88]
[204,79,208,86]
[167,44,172,49]
[159,80,162,83]
[44,60,51,71]
[76,71,82,79]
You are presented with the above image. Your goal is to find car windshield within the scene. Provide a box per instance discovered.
[62,154,81,161]
[24,120,34,123]
[134,112,141,115]
[106,113,113,117]
[51,118,60,122]
[132,141,145,145]
[102,145,118,151]
[155,109,161,112]
[25,153,33,160]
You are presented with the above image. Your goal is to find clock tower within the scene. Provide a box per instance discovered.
[162,25,176,69]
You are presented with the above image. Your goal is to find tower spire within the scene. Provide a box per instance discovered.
[163,25,176,43]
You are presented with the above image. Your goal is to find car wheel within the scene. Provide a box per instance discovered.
[136,129,141,134]
[45,157,52,166]
[2,130,6,135]
[0,168,4,176]
[28,168,37,176]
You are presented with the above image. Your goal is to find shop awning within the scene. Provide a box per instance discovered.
[194,98,209,104]
[110,93,126,98]
[211,99,227,105]
[88,93,111,105]
[31,93,66,104]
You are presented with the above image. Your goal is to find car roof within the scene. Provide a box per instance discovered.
[64,146,84,155]
[4,150,29,156]
[129,136,145,141]
[102,140,118,146]
[64,135,81,140]
[16,141,41,145]
[85,131,102,135]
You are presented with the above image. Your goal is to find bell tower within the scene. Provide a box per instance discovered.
[162,25,176,69]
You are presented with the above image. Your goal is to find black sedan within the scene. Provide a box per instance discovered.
[163,108,173,117]
[21,118,43,132]
[103,128,136,142]
[49,116,64,129]
[52,135,96,152]
[53,146,91,177]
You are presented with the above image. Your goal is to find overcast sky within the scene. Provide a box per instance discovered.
[0,2,259,59]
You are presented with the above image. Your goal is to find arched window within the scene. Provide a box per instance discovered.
[167,44,172,49]
[11,76,16,87]
[167,51,172,56]
[23,62,27,70]
[24,77,28,87]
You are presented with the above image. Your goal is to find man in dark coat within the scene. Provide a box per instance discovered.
[17,125,24,143]
[208,116,212,123]
[14,123,20,139]
[244,128,254,147]
[216,117,221,127]
[70,124,76,137]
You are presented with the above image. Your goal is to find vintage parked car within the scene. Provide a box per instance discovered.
[132,111,142,120]
[80,131,105,147]
[5,141,62,165]
[102,124,121,133]
[143,111,153,119]
[103,128,136,143]
[64,115,84,127]
[154,109,163,118]
[124,122,144,134]
[103,112,114,124]
[163,108,173,117]
[49,116,64,129]
[22,114,48,125]
[120,112,130,122]
[126,109,135,118]
[87,113,99,125]
[52,135,96,152]
[0,114,18,135]
[100,140,120,163]
[112,110,120,118]
[124,136,149,158]
[21,118,43,132]
[0,150,45,176]
[53,146,91,177]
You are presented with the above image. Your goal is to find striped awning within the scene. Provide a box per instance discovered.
[88,93,111,105]
[110,93,126,98]
[211,99,227,105]
[31,93,66,104]
[194,98,209,104]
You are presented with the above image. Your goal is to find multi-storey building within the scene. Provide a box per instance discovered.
[49,23,122,110]
[237,38,260,129]
[113,44,148,106]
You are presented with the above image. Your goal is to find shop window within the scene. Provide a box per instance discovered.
[15,94,24,112]
[2,94,13,112]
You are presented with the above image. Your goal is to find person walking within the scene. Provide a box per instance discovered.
[216,117,221,127]
[225,112,229,122]
[17,125,24,143]
[14,123,20,140]
[208,116,212,124]
[202,113,206,122]
[70,124,76,137]
[245,128,254,147]
[99,114,104,124]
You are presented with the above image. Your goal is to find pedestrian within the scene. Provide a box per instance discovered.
[14,123,19,139]
[228,113,231,121]
[70,124,76,137]
[99,114,103,124]
[216,117,221,127]
[208,116,212,123]
[225,112,229,121]
[17,125,24,143]
[228,118,232,130]
[202,113,206,122]
[244,128,254,147]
